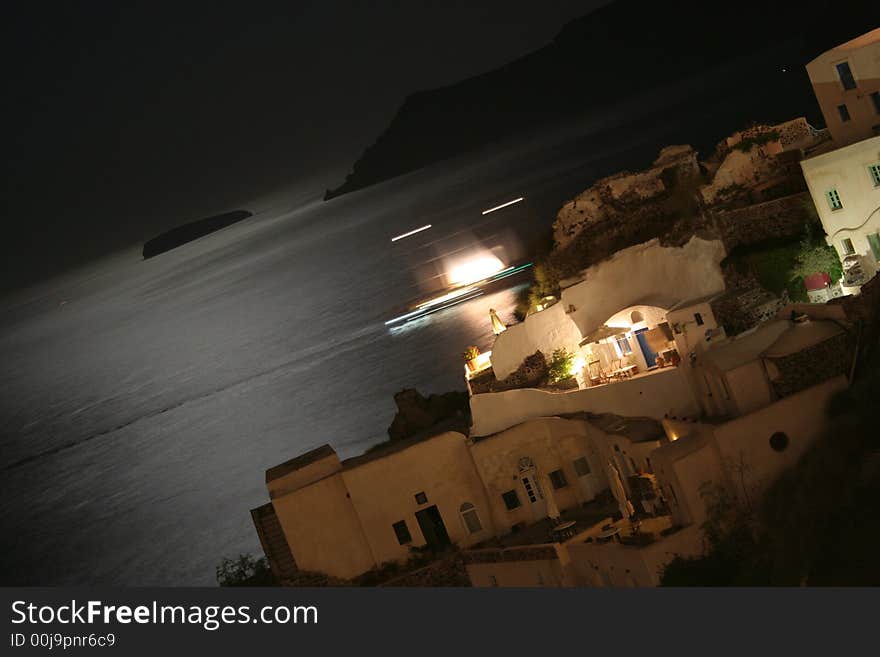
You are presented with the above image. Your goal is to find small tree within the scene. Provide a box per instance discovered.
[547,348,575,383]
[216,554,277,587]
[790,223,842,283]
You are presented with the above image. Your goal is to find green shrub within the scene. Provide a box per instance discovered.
[548,348,575,383]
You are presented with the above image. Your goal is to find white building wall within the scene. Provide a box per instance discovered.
[801,136,880,280]
[489,237,726,379]
[469,366,699,437]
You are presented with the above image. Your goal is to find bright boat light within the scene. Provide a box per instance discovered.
[391,224,432,242]
[416,287,478,310]
[447,255,505,286]
[481,197,524,215]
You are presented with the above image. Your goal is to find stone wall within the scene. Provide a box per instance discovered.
[715,192,816,251]
[462,545,559,564]
[552,145,700,248]
[769,332,853,398]
[468,351,548,395]
[378,555,471,587]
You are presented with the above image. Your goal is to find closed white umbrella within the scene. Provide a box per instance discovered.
[541,474,561,522]
[490,308,507,335]
[608,461,634,521]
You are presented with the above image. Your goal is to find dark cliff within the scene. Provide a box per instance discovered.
[142,210,253,259]
[325,0,876,200]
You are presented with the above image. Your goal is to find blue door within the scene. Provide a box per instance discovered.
[635,328,658,369]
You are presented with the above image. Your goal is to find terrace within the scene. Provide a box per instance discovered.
[473,492,675,551]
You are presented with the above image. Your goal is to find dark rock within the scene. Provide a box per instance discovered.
[387,388,470,442]
[142,210,252,259]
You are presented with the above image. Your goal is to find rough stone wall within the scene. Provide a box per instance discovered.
[551,122,818,253]
[699,142,783,206]
[468,351,548,395]
[715,192,816,251]
[378,556,471,587]
[462,545,559,564]
[774,117,820,150]
[769,332,853,398]
[552,145,700,248]
[711,287,779,336]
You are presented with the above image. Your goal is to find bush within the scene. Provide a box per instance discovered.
[547,348,575,383]
[216,554,278,587]
[732,130,780,153]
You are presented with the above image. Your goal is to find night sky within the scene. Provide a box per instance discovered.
[2,1,607,292]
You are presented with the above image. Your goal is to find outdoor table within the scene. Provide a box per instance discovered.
[597,526,621,543]
[551,520,577,541]
[613,364,637,379]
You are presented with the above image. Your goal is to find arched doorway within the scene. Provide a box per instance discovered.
[585,305,675,375]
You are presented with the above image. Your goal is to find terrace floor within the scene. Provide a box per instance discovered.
[577,363,679,391]
[475,493,675,550]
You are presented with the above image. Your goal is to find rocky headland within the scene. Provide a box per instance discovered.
[325,0,875,200]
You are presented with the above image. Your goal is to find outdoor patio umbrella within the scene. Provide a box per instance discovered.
[489,308,507,335]
[579,325,626,346]
[540,474,561,522]
[608,460,635,520]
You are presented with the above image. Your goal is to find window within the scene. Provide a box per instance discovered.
[414,491,428,505]
[841,238,855,255]
[837,104,851,122]
[694,312,704,326]
[459,502,483,534]
[615,334,632,355]
[867,234,880,262]
[573,456,592,477]
[548,469,568,489]
[502,490,521,510]
[872,91,880,114]
[392,520,412,545]
[869,163,880,188]
[826,188,843,211]
[835,61,857,90]
[521,477,538,503]
[769,432,789,452]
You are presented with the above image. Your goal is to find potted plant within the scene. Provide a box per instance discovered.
[463,346,481,371]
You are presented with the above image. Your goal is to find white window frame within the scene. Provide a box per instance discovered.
[826,188,843,211]
[868,163,880,188]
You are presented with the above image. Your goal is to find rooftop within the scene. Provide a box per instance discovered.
[701,320,789,372]
[341,420,468,470]
[566,412,666,444]
[763,318,845,358]
[265,443,337,483]
[834,26,880,52]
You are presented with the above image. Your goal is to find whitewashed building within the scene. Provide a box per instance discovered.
[800,135,880,289]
